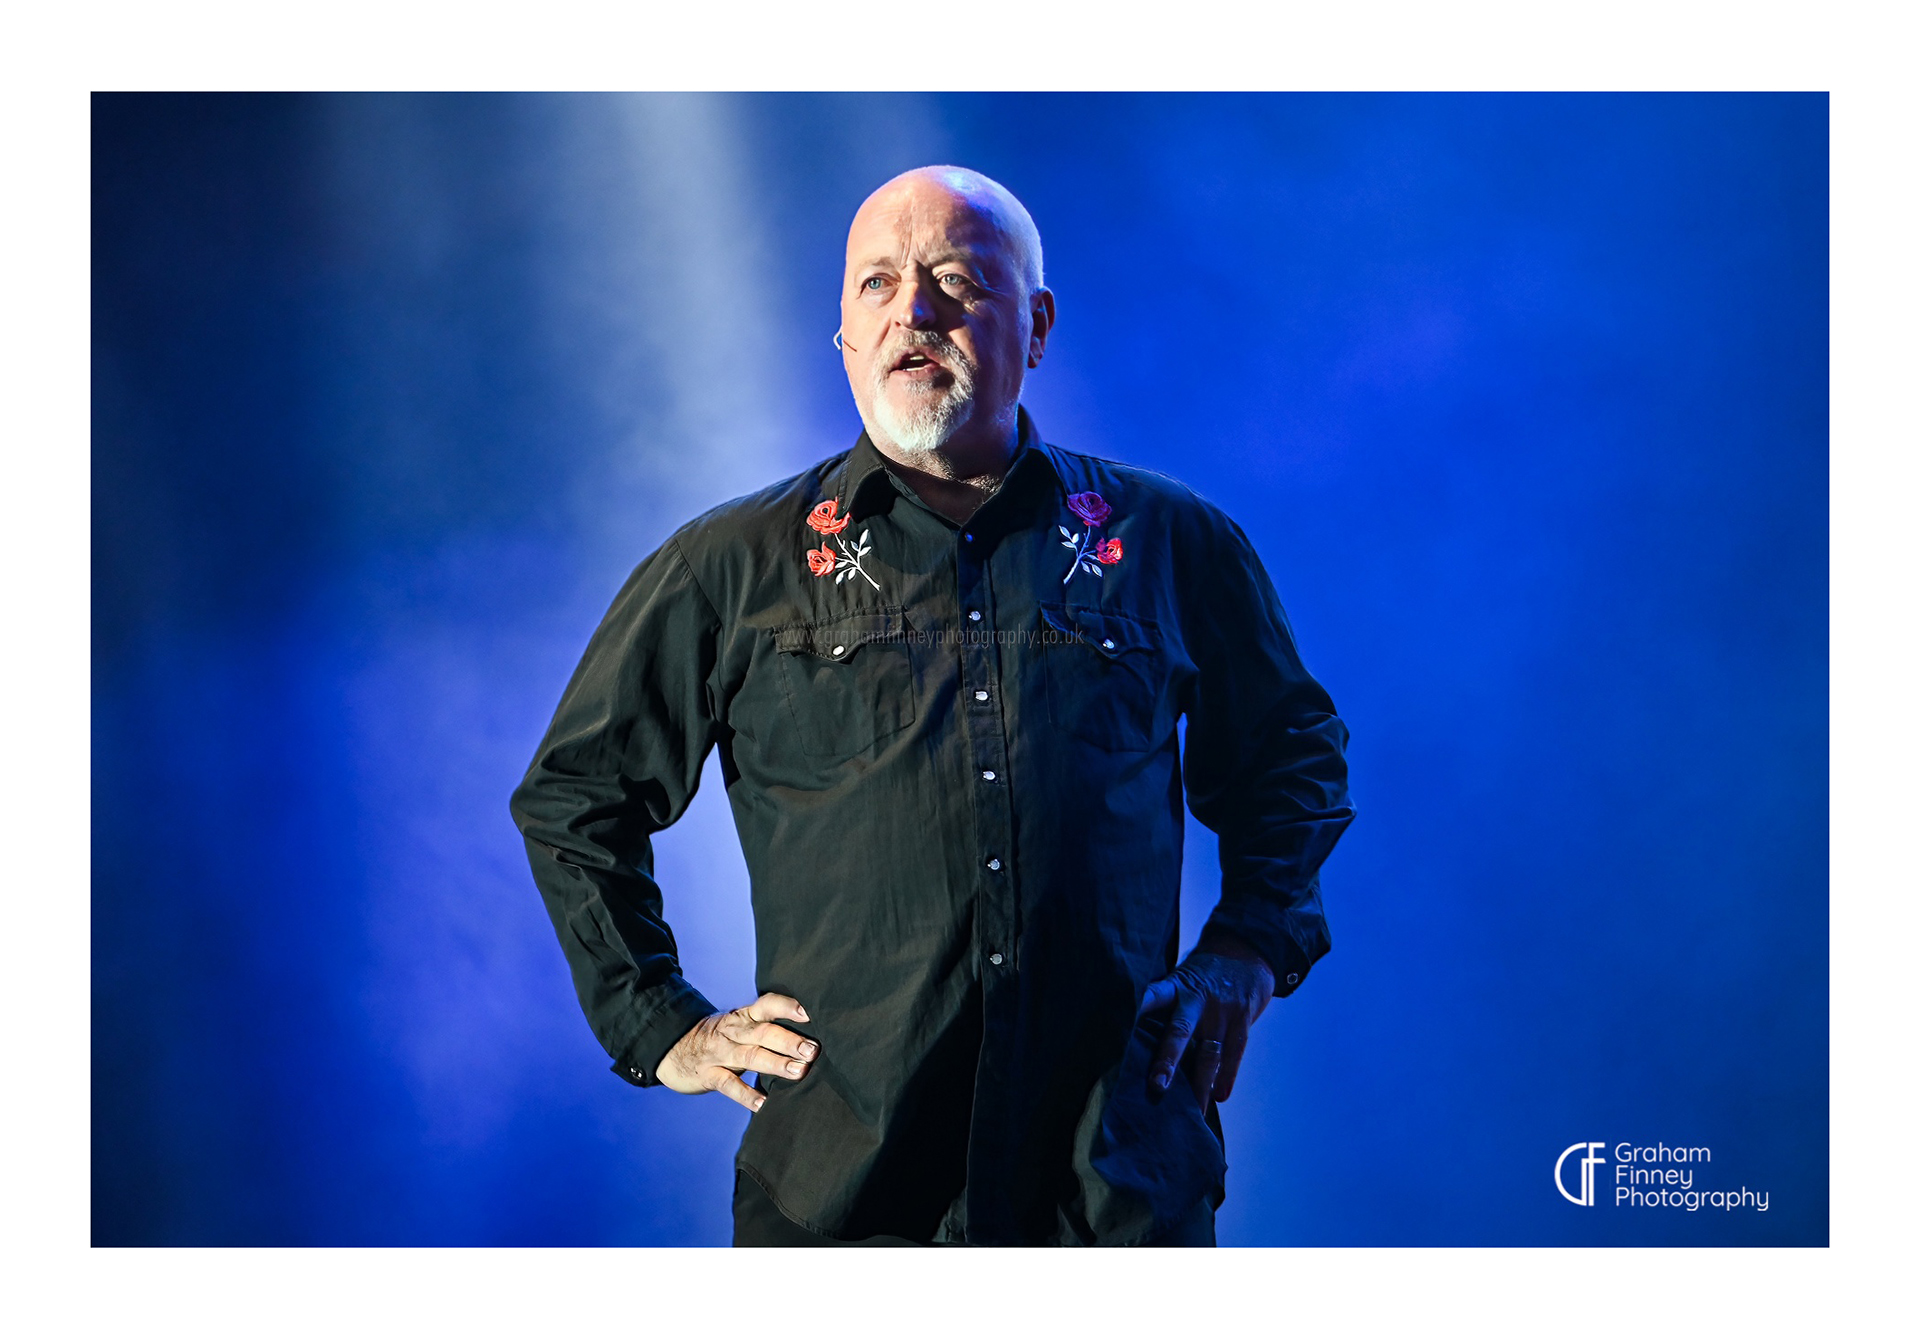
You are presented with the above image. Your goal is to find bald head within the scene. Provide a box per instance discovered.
[852,166,1045,297]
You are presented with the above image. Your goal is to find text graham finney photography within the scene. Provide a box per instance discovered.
[1612,1144,1768,1211]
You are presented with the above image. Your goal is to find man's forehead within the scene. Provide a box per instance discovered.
[845,184,1010,268]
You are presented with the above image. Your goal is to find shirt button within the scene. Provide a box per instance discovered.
[1286,972,1300,985]
[986,857,1001,871]
[974,689,989,702]
[968,609,982,622]
[981,769,996,781]
[831,644,846,656]
[963,531,974,542]
[1101,638,1115,649]
[988,952,1004,966]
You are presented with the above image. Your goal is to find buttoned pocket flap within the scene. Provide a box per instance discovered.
[1040,604,1153,659]
[775,609,908,662]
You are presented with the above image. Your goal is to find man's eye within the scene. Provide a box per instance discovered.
[863,276,888,292]
[939,274,970,289]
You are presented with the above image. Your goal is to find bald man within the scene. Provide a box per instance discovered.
[512,166,1353,1246]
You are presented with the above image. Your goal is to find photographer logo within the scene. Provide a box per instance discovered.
[1552,1140,1770,1212]
[1555,1141,1606,1206]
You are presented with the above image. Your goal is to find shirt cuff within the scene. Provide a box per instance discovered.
[608,976,720,1088]
[1199,893,1328,999]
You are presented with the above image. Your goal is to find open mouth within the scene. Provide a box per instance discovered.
[890,348,947,374]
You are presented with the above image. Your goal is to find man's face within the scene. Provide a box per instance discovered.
[840,178,1043,455]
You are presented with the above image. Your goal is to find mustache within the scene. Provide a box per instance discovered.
[873,330,975,381]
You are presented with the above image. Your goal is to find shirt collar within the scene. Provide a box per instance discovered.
[839,406,1070,526]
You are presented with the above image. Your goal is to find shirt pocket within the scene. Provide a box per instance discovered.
[773,607,919,758]
[1038,603,1174,753]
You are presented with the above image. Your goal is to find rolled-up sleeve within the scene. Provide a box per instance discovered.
[1180,513,1354,996]
[509,535,723,1086]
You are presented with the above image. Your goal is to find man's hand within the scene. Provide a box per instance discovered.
[1137,933,1276,1104]
[656,993,817,1112]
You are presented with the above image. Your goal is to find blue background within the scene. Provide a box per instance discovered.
[92,93,1827,1246]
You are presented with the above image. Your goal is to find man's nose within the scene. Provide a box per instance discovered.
[892,273,939,329]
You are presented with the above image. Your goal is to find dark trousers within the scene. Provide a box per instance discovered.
[731,1170,1217,1247]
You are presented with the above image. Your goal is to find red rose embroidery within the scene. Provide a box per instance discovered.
[802,497,880,589]
[806,499,850,534]
[1059,492,1121,584]
[1066,491,1112,527]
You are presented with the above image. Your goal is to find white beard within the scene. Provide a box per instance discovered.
[866,344,978,453]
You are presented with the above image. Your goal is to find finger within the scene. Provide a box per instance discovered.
[1212,1017,1251,1103]
[1150,985,1205,1091]
[736,1043,812,1080]
[737,1020,819,1063]
[1189,1001,1226,1101]
[1190,1038,1225,1103]
[713,1070,765,1112]
[1137,977,1178,1019]
[744,993,809,1025]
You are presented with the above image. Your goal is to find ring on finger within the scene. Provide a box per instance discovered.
[1197,1038,1224,1055]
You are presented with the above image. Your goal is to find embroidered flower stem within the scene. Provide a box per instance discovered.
[835,528,881,590]
[1059,527,1105,584]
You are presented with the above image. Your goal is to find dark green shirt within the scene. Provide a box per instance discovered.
[510,409,1353,1245]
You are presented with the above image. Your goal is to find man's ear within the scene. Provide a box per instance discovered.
[1027,288,1057,368]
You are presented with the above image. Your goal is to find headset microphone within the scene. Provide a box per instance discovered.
[834,330,858,353]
